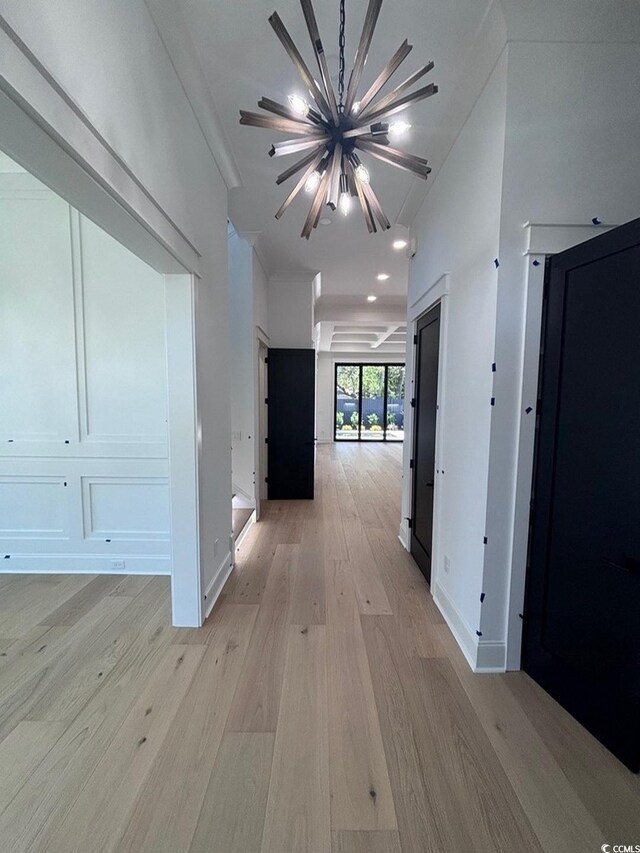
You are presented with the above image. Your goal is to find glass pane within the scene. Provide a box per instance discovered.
[386,365,405,441]
[335,365,360,440]
[361,365,385,441]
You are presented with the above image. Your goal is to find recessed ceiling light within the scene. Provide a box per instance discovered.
[367,295,377,302]
[392,239,408,250]
[377,273,390,281]
[319,217,331,226]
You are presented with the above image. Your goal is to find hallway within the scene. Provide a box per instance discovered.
[0,444,637,852]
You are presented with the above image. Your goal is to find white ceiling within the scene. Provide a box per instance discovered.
[317,319,406,353]
[177,0,492,298]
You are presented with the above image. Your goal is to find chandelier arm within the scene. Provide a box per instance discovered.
[345,159,376,233]
[275,148,326,218]
[327,144,343,210]
[360,82,438,123]
[359,179,391,230]
[342,123,389,140]
[343,0,383,116]
[268,12,332,120]
[359,61,434,121]
[270,135,331,157]
[355,138,431,178]
[301,167,331,238]
[353,39,412,116]
[299,0,340,124]
[276,148,323,185]
[258,97,322,126]
[240,111,324,136]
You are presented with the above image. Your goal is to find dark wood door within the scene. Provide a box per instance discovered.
[523,219,640,772]
[411,304,440,583]
[267,348,315,500]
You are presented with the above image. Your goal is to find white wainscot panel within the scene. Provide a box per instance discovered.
[0,476,68,539]
[82,477,170,541]
[79,215,168,443]
[0,188,77,442]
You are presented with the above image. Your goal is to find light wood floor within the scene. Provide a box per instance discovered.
[0,443,638,853]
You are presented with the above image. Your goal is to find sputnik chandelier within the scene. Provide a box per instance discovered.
[239,0,438,239]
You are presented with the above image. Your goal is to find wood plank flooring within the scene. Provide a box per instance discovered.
[0,442,637,852]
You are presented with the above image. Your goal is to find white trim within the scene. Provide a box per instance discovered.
[476,641,507,672]
[0,555,170,574]
[164,274,202,627]
[233,509,257,554]
[433,581,478,671]
[398,520,409,550]
[505,221,618,669]
[523,221,616,256]
[202,550,233,619]
[401,273,450,600]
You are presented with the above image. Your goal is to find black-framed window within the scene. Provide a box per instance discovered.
[334,363,406,442]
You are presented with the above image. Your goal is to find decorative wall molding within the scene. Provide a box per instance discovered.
[0,188,171,574]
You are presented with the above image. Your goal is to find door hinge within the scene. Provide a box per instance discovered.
[265,437,269,444]
[265,476,269,483]
[409,458,414,469]
[410,397,416,408]
[265,398,268,405]
[265,357,268,364]
[406,517,413,529]
[413,334,418,345]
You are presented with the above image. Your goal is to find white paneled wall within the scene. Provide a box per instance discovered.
[0,172,170,574]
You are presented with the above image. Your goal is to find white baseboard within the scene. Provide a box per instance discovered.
[398,519,410,550]
[433,581,478,671]
[433,581,507,672]
[231,485,255,509]
[0,554,170,575]
[476,640,507,672]
[316,438,332,444]
[202,550,233,620]
[233,509,256,556]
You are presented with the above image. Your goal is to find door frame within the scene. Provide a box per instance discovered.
[333,362,406,442]
[400,273,450,602]
[255,330,269,520]
[0,61,205,628]
[505,221,618,668]
[410,304,441,583]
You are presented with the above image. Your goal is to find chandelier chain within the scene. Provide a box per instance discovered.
[338,0,345,112]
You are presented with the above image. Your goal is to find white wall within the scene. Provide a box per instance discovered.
[268,273,315,349]
[228,228,270,504]
[0,0,233,621]
[484,39,640,665]
[403,52,508,667]
[316,352,406,444]
[405,16,640,671]
[0,171,170,573]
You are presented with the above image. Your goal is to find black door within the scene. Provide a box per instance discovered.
[523,219,640,772]
[267,348,315,500]
[411,304,440,583]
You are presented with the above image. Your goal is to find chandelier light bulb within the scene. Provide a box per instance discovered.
[389,120,412,138]
[355,163,370,184]
[377,273,390,281]
[392,239,408,250]
[367,295,377,302]
[305,170,321,193]
[352,101,361,115]
[287,93,310,117]
[339,193,351,216]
